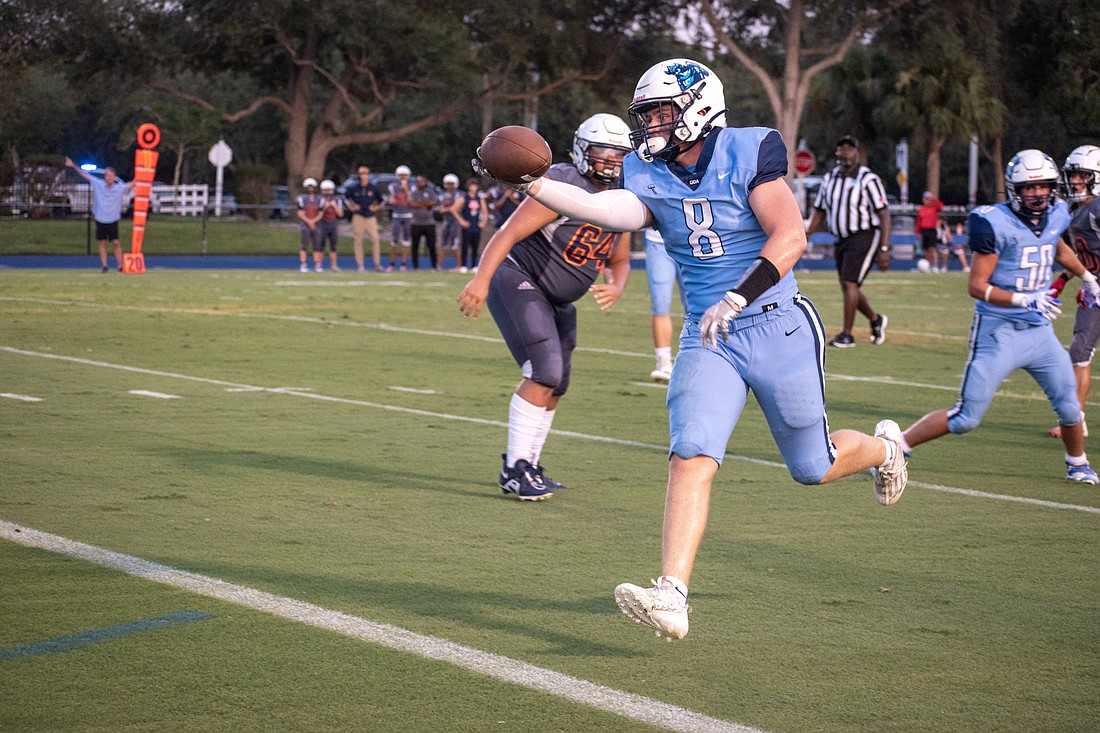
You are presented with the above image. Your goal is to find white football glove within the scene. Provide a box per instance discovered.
[1014,291,1062,320]
[1081,271,1100,308]
[699,292,747,349]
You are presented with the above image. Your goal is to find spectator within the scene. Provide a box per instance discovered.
[807,135,892,347]
[439,174,462,270]
[65,157,133,272]
[295,177,323,272]
[453,177,487,273]
[316,179,344,272]
[937,216,969,272]
[643,227,685,382]
[489,184,524,230]
[409,175,440,270]
[345,166,384,272]
[386,166,413,271]
[917,190,944,272]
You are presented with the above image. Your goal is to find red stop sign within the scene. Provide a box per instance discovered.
[794,149,815,176]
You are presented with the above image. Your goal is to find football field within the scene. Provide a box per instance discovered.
[2,266,1098,732]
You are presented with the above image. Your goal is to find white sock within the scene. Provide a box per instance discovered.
[655,346,672,370]
[507,394,546,468]
[878,436,898,468]
[1066,452,1089,466]
[900,435,913,455]
[530,408,555,467]
[658,575,688,599]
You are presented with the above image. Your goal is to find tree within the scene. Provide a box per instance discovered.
[884,45,1005,197]
[678,0,919,174]
[158,0,634,188]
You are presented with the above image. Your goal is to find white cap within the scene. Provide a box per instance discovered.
[395,165,411,176]
[320,179,335,191]
[303,177,318,188]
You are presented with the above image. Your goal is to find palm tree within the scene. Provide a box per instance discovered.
[883,39,1004,199]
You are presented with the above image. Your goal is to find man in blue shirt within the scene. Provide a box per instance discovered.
[475,58,909,640]
[901,149,1100,484]
[345,166,384,272]
[65,157,133,272]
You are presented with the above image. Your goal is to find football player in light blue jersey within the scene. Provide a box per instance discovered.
[475,58,909,640]
[901,149,1100,485]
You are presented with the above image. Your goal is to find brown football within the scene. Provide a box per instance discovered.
[477,126,553,184]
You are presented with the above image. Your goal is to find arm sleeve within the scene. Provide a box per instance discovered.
[528,178,650,231]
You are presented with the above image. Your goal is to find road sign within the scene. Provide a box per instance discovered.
[794,149,815,176]
[208,140,233,216]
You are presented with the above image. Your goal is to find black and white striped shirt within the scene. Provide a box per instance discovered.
[813,165,889,239]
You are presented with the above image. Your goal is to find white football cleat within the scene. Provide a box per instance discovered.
[649,366,672,383]
[870,419,908,505]
[614,577,690,641]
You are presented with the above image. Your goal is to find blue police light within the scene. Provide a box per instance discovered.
[80,163,97,171]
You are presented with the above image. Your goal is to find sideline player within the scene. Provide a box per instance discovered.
[1046,144,1100,439]
[643,226,686,382]
[457,113,633,501]
[475,59,908,639]
[901,149,1099,484]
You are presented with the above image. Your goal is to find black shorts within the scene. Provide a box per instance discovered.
[920,228,938,251]
[486,262,577,396]
[834,229,881,286]
[95,220,120,242]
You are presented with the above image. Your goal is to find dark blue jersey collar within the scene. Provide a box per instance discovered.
[665,129,721,190]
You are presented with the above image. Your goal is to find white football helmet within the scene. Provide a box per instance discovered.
[571,113,632,183]
[443,173,460,187]
[320,179,335,192]
[627,58,727,163]
[1005,149,1058,216]
[395,165,411,177]
[302,177,318,188]
[1062,145,1100,203]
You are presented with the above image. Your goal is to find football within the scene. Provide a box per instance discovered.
[477,126,553,184]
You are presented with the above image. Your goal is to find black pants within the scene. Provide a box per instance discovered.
[410,224,437,269]
[460,228,481,269]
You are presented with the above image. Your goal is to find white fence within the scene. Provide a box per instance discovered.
[152,184,208,216]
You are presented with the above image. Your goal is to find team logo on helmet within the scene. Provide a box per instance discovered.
[665,62,709,92]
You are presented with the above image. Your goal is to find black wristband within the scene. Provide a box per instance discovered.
[728,256,781,306]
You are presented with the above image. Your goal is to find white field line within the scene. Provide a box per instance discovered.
[1,393,42,402]
[3,345,1098,516]
[0,520,764,733]
[128,390,180,399]
[0,296,1084,397]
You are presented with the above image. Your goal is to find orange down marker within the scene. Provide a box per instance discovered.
[124,123,160,274]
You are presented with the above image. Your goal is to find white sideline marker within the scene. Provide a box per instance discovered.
[0,520,766,733]
[1,393,42,402]
[128,390,180,399]
[389,386,436,394]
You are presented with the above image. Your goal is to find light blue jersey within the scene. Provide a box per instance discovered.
[969,200,1071,325]
[623,126,797,320]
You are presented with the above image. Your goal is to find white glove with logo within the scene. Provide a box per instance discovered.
[1081,271,1100,308]
[1013,291,1062,320]
[699,292,748,349]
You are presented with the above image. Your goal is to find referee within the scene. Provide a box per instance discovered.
[807,135,892,347]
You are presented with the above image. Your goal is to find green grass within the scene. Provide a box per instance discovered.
[0,216,364,256]
[1,267,1098,732]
